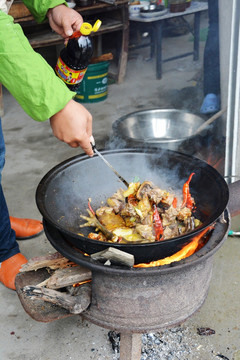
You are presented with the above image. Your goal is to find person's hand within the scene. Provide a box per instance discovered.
[47,4,83,39]
[50,99,94,156]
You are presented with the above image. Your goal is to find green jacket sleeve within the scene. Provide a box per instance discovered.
[22,0,67,24]
[0,12,76,122]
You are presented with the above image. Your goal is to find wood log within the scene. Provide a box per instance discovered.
[22,284,91,314]
[20,252,76,272]
[90,52,113,64]
[37,266,92,289]
[90,247,134,267]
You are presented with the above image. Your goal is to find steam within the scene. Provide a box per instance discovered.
[105,133,127,151]
[105,133,190,195]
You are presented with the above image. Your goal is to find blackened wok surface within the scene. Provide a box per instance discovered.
[36,149,229,263]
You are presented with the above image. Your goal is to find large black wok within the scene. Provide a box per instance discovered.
[36,148,229,263]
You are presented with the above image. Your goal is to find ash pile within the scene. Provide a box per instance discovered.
[108,326,229,360]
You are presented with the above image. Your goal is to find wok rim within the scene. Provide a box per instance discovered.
[36,148,229,250]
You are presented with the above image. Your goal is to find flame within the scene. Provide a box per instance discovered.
[73,279,92,287]
[134,226,213,268]
[205,153,224,172]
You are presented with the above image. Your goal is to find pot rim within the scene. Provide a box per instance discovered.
[112,108,207,144]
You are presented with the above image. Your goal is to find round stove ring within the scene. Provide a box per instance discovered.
[43,209,229,275]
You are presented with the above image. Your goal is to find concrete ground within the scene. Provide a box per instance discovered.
[1,12,240,360]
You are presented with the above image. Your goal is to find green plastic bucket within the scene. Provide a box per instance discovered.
[75,61,109,103]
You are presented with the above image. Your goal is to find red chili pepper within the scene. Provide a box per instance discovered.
[88,200,95,216]
[153,205,164,241]
[181,172,195,209]
[172,197,178,208]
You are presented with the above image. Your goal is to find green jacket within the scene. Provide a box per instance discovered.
[0,0,76,122]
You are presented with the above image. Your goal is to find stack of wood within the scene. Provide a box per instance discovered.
[20,247,134,315]
[20,252,92,315]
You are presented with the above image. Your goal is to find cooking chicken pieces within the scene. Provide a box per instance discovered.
[80,175,201,244]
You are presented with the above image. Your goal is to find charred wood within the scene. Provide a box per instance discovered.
[197,327,215,336]
[22,284,91,314]
[37,266,92,289]
[20,252,76,272]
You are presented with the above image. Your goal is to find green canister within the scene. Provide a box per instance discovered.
[75,61,109,103]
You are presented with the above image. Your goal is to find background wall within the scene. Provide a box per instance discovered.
[219,0,240,181]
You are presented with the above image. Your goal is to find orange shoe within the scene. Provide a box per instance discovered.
[0,253,28,290]
[10,216,43,240]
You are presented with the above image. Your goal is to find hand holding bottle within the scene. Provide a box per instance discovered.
[49,99,94,156]
[55,20,102,91]
[47,4,83,39]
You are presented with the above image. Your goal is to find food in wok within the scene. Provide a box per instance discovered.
[80,173,201,244]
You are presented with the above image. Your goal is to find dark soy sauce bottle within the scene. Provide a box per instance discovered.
[55,20,101,91]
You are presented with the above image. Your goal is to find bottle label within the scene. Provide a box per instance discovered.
[55,57,87,85]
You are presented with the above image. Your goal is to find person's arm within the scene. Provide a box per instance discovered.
[22,0,67,24]
[0,12,93,155]
[0,12,74,121]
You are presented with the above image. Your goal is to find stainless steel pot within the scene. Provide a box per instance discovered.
[112,109,208,153]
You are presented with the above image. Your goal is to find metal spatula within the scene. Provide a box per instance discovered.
[90,136,129,187]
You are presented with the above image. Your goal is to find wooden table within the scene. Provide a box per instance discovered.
[129,1,208,79]
[0,0,129,116]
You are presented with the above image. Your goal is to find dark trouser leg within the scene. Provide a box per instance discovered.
[0,119,19,262]
[203,0,220,96]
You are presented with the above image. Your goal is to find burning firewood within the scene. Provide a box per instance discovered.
[19,253,92,315]
[22,284,91,314]
[20,252,76,272]
[37,266,92,289]
[19,248,134,316]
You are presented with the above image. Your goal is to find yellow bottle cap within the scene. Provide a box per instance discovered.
[92,19,102,32]
[80,20,101,35]
[80,22,93,36]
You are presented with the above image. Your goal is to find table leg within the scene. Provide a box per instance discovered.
[117,3,129,83]
[155,21,163,79]
[193,12,201,61]
[149,26,155,59]
[119,333,142,360]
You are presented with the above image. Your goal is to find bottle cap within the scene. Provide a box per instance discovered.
[80,20,102,35]
[80,22,93,36]
[92,20,102,32]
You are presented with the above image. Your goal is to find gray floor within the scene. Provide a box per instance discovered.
[1,18,240,360]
